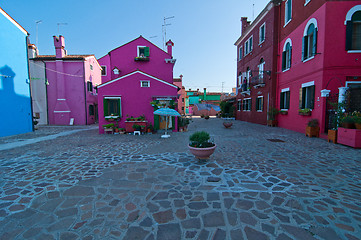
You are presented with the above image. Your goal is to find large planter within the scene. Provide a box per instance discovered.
[267,120,278,127]
[223,122,233,128]
[337,127,361,148]
[188,145,217,159]
[125,121,147,133]
[356,123,361,130]
[305,126,319,138]
[328,129,337,143]
[342,123,355,129]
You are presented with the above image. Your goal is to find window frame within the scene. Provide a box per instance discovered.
[101,66,107,76]
[280,88,290,110]
[259,23,266,44]
[285,0,292,26]
[256,96,264,112]
[259,59,265,81]
[140,80,150,88]
[282,39,292,71]
[345,7,361,52]
[300,81,315,110]
[103,96,122,118]
[302,19,318,61]
[87,81,93,92]
[137,46,150,57]
[244,35,253,56]
[243,98,252,111]
[237,100,242,111]
[239,46,243,61]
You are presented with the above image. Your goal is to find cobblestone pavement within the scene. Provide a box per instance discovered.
[0,119,360,240]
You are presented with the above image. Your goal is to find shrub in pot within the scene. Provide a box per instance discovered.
[188,131,216,159]
[306,118,319,137]
[340,116,355,129]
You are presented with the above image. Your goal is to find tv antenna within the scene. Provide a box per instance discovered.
[57,23,68,35]
[35,20,42,48]
[162,16,174,49]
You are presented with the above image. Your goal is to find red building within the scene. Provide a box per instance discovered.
[234,1,281,125]
[276,0,361,134]
[173,75,186,115]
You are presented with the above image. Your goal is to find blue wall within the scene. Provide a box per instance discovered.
[0,11,32,137]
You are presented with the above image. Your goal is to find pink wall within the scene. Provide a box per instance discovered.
[276,1,361,134]
[98,36,174,84]
[98,71,178,133]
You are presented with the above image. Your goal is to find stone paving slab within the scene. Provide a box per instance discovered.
[0,119,360,239]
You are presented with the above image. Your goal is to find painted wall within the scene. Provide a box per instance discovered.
[0,8,32,137]
[235,3,279,125]
[98,36,174,85]
[98,71,178,133]
[276,1,361,134]
[29,45,48,125]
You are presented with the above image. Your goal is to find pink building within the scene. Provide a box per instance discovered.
[31,36,102,125]
[97,36,178,134]
[173,75,186,114]
[276,0,361,134]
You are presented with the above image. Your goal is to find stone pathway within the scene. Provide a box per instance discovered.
[0,119,360,239]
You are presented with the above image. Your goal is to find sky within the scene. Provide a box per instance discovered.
[1,0,270,93]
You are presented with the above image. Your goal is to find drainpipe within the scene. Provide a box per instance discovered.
[83,62,88,125]
[26,35,34,131]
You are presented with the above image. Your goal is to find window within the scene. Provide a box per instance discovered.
[137,46,150,57]
[90,64,93,71]
[243,98,252,111]
[103,97,121,117]
[141,81,150,87]
[259,23,266,44]
[87,81,93,92]
[346,8,361,51]
[299,82,315,109]
[89,105,95,116]
[101,66,107,76]
[238,72,243,88]
[280,88,290,109]
[259,58,265,81]
[182,98,184,102]
[239,46,243,60]
[244,36,253,55]
[113,67,120,75]
[237,100,242,111]
[285,0,292,24]
[256,97,264,111]
[282,40,292,70]
[305,0,311,5]
[302,20,318,61]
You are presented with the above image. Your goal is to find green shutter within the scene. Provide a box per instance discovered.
[310,85,315,109]
[286,91,290,109]
[282,51,286,71]
[288,47,292,68]
[118,98,122,117]
[302,36,306,60]
[103,99,109,116]
[144,47,150,57]
[345,21,353,51]
[154,115,160,130]
[313,28,318,56]
[280,92,285,109]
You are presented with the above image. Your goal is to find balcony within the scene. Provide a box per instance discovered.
[250,75,266,88]
[239,83,250,96]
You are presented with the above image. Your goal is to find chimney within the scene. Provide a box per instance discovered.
[166,40,174,56]
[179,74,183,81]
[53,35,66,58]
[241,17,250,35]
[28,44,38,58]
[204,88,207,101]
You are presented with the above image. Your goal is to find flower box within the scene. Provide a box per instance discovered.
[306,126,319,138]
[337,127,361,148]
[125,121,147,133]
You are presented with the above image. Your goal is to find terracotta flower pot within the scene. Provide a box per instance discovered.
[223,122,233,128]
[188,145,217,159]
[355,123,361,130]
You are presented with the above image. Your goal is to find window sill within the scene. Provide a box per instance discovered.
[282,68,290,73]
[304,0,311,6]
[135,57,149,61]
[284,19,291,28]
[302,56,315,63]
[256,110,263,112]
[347,50,361,53]
[259,40,265,46]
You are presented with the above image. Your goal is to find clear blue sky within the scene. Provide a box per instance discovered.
[2,0,270,92]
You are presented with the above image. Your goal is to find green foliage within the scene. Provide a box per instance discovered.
[189,131,214,148]
[132,124,141,130]
[341,116,355,124]
[102,123,115,129]
[220,101,234,117]
[298,108,311,114]
[307,119,319,127]
[267,107,279,120]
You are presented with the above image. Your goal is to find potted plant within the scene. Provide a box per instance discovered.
[328,128,337,143]
[188,131,216,159]
[33,116,39,130]
[119,128,126,134]
[204,115,210,120]
[267,107,279,127]
[355,116,361,130]
[132,124,142,131]
[340,116,355,129]
[305,118,319,138]
[279,110,288,115]
[299,108,312,116]
[223,120,233,128]
[102,123,115,134]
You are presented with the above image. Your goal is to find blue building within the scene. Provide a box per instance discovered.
[0,7,32,137]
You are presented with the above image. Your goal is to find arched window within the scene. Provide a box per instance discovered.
[282,39,292,70]
[302,19,318,61]
[346,6,361,51]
